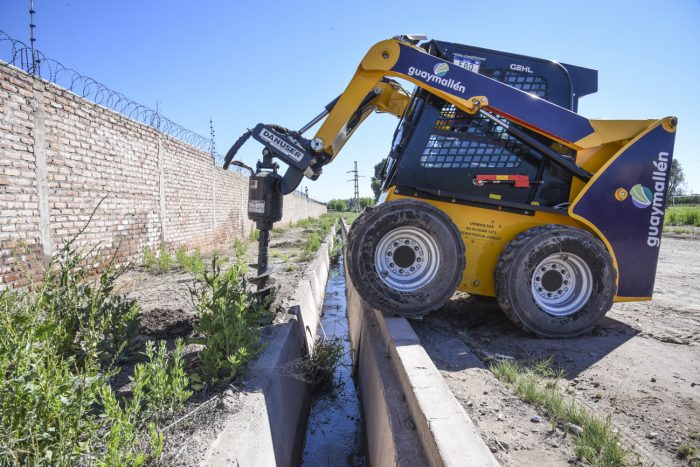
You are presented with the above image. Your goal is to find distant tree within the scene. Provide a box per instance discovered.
[359,197,375,209]
[668,159,687,198]
[327,199,349,211]
[371,158,387,202]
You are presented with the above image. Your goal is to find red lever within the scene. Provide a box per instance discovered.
[474,174,531,188]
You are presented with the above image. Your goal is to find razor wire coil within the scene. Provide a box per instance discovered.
[0,29,246,173]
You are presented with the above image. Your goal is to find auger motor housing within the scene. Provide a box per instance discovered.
[248,171,283,230]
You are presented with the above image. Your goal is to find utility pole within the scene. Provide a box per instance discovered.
[346,161,364,213]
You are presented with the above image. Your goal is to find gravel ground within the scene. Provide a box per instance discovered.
[413,236,699,466]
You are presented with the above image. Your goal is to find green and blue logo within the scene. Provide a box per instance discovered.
[433,62,449,77]
[630,183,653,209]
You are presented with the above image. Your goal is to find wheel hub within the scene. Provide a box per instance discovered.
[531,253,592,317]
[374,226,440,292]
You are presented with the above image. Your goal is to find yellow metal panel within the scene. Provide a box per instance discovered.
[574,119,656,148]
[385,188,588,297]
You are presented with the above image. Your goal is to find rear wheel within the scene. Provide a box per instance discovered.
[347,199,465,318]
[495,225,616,338]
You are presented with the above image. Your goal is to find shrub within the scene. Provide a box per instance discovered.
[233,238,247,258]
[158,243,172,272]
[176,247,205,276]
[665,206,700,226]
[0,211,188,465]
[132,339,191,420]
[143,245,156,271]
[143,243,172,274]
[176,246,188,268]
[191,256,272,385]
[0,234,148,464]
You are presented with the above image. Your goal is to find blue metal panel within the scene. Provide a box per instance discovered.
[571,124,676,297]
[392,44,595,144]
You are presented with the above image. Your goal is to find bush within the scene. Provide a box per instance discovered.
[143,245,156,271]
[191,256,272,385]
[143,243,173,274]
[665,206,700,226]
[0,212,189,465]
[233,238,247,258]
[176,247,205,276]
[0,234,152,464]
[132,339,191,421]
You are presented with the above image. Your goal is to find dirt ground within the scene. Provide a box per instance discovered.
[414,236,699,466]
[112,220,333,464]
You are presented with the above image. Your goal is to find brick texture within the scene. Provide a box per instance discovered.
[0,62,325,289]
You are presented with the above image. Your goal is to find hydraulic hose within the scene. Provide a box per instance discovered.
[222,129,253,171]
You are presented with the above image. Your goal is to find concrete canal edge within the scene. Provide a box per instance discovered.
[203,225,337,467]
[342,219,499,467]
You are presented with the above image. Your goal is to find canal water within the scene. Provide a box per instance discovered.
[300,242,366,466]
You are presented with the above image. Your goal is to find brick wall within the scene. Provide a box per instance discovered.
[0,62,326,289]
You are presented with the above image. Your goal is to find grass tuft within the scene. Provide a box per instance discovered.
[490,359,626,466]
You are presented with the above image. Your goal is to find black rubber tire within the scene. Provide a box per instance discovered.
[494,224,616,338]
[347,199,465,318]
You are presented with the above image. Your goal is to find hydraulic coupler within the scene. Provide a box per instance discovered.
[247,171,283,295]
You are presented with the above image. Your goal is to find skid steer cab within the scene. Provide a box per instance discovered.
[223,35,677,338]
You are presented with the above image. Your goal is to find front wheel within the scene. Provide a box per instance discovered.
[495,225,617,338]
[347,199,465,318]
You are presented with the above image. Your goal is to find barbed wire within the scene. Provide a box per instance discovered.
[0,29,245,172]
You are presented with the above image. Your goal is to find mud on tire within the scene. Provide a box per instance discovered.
[495,224,616,338]
[347,199,465,318]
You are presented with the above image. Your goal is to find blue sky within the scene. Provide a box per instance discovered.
[1,0,698,201]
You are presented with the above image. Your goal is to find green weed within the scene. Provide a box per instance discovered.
[290,336,344,393]
[158,243,172,272]
[330,238,343,264]
[677,442,698,462]
[249,229,260,241]
[0,234,151,463]
[143,245,156,271]
[318,214,334,235]
[0,208,191,465]
[294,217,317,228]
[233,238,247,257]
[176,247,205,276]
[490,359,626,466]
[190,256,272,385]
[306,232,321,254]
[143,243,172,274]
[132,339,191,420]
